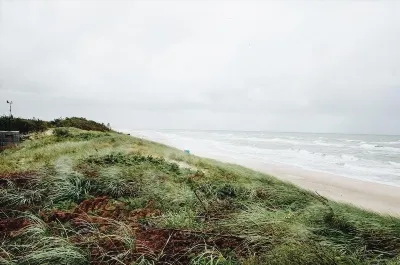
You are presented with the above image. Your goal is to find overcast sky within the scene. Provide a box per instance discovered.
[0,1,399,134]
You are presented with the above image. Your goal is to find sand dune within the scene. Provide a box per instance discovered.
[196,152,400,216]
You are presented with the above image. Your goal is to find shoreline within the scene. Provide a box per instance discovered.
[194,152,400,216]
[132,133,400,215]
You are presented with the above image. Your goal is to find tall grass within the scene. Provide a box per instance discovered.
[44,173,91,204]
[1,127,400,264]
[90,167,138,198]
[189,246,236,265]
[2,213,88,265]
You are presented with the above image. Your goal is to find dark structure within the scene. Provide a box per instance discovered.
[0,131,20,150]
[6,100,13,131]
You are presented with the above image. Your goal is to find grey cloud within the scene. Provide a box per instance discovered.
[1,0,400,134]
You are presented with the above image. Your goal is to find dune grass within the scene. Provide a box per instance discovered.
[1,128,400,264]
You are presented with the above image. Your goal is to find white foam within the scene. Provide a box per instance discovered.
[371,140,400,145]
[359,143,400,153]
[341,154,359,161]
[313,140,344,147]
[129,130,400,187]
[225,136,346,148]
[380,146,400,152]
[225,136,304,145]
[389,161,400,168]
[360,143,376,150]
[342,139,360,143]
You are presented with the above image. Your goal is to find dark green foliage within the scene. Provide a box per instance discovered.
[0,115,110,134]
[0,115,49,133]
[215,184,238,199]
[53,128,107,141]
[90,174,138,198]
[74,132,109,140]
[53,128,72,138]
[197,183,243,200]
[49,117,110,132]
[85,152,181,174]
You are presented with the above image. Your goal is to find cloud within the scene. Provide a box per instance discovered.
[0,0,399,134]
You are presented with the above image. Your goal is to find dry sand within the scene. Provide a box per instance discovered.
[197,152,400,216]
[249,161,400,216]
[133,134,400,216]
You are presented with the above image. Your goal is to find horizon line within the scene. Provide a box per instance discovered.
[120,128,400,137]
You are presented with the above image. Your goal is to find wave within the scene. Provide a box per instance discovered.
[224,136,347,148]
[382,147,400,152]
[359,144,400,152]
[360,144,376,150]
[153,131,400,155]
[389,161,400,167]
[341,154,359,161]
[342,139,361,143]
[231,147,392,178]
[288,136,303,140]
[372,141,400,145]
[223,136,305,145]
[313,140,344,147]
[136,130,400,186]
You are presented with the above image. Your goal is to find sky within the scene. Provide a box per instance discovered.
[0,1,399,134]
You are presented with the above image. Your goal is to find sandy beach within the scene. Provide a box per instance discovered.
[132,132,400,216]
[197,152,400,216]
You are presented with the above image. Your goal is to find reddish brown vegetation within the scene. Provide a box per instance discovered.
[0,171,37,188]
[45,196,161,227]
[0,217,30,237]
[135,228,247,263]
[42,197,246,264]
[2,196,248,264]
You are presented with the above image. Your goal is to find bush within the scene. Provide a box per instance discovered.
[53,128,71,138]
[0,115,49,133]
[50,117,110,132]
[0,115,110,134]
[85,152,181,174]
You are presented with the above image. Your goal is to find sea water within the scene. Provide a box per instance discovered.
[129,130,400,187]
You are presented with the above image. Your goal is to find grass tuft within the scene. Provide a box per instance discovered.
[45,173,91,204]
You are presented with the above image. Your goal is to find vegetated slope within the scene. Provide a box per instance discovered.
[49,117,110,132]
[0,116,110,133]
[1,128,400,265]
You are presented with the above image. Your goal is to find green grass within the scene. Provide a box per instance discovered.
[189,246,237,265]
[1,127,400,264]
[2,213,88,265]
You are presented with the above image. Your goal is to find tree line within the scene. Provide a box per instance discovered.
[0,116,111,134]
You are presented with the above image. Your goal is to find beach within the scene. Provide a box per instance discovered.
[131,130,400,215]
[207,154,400,215]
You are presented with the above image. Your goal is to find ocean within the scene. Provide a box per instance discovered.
[130,130,400,187]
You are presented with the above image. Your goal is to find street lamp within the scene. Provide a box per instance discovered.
[6,100,13,131]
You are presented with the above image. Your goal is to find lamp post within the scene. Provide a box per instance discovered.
[6,100,12,131]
